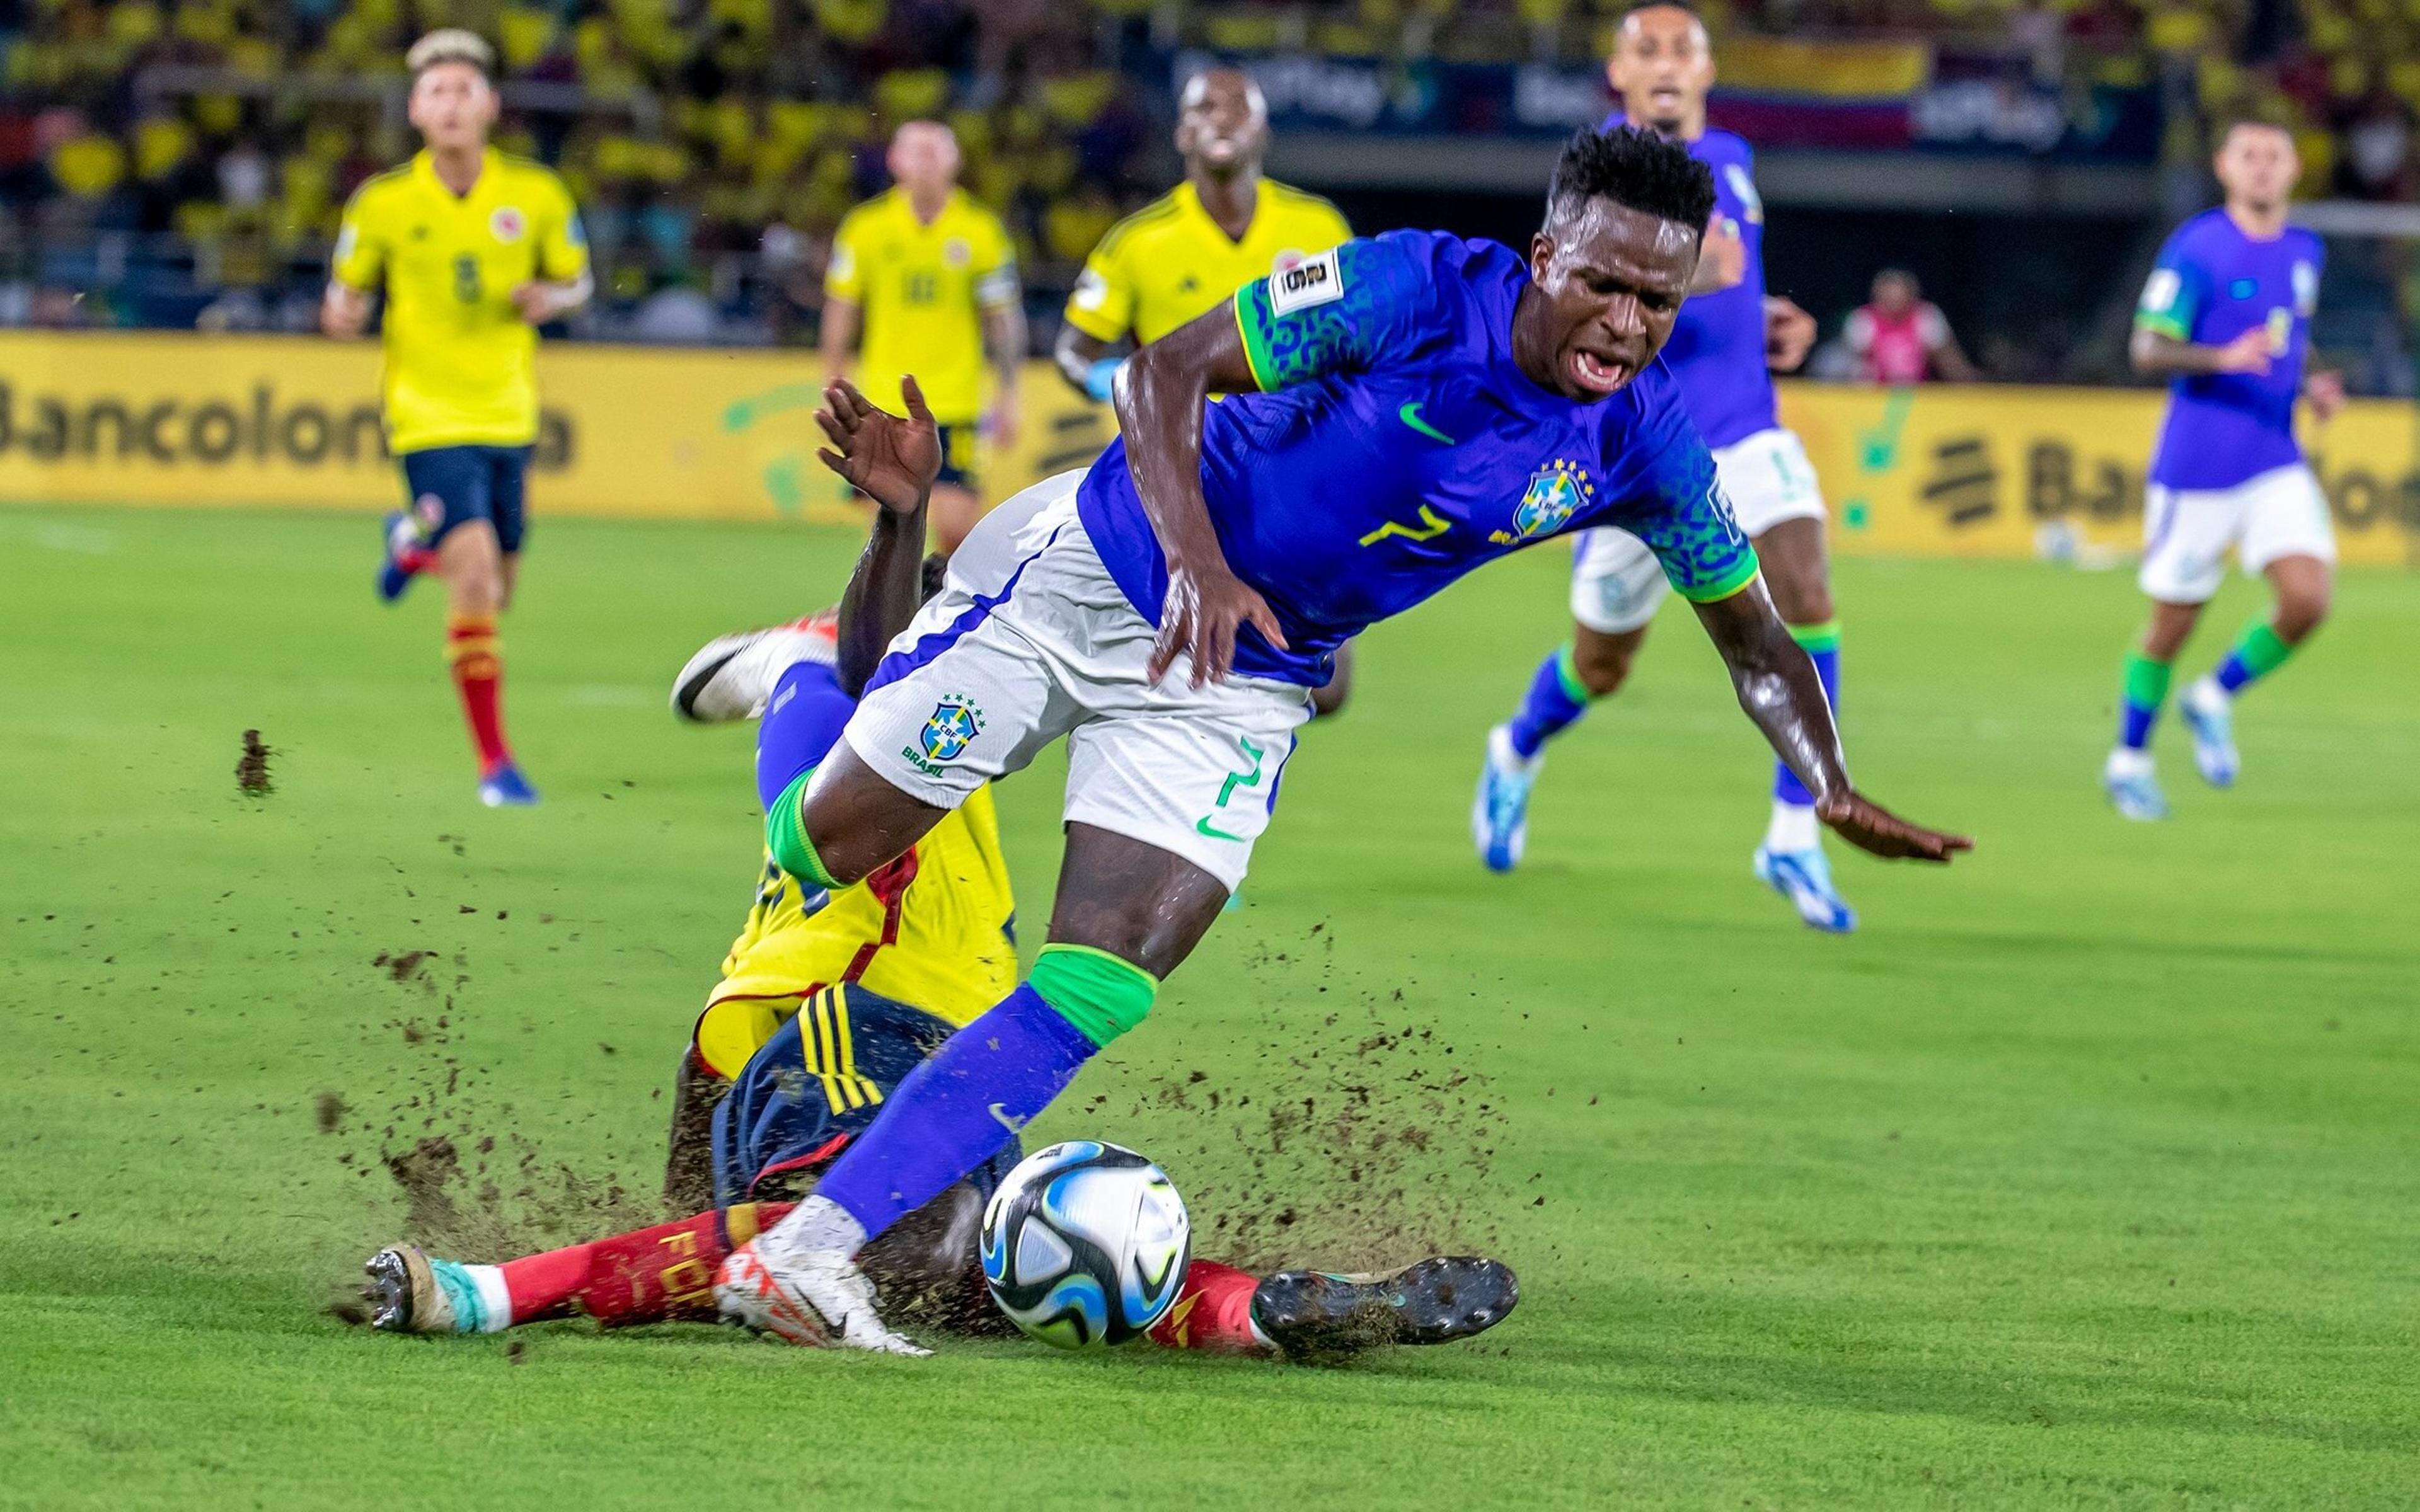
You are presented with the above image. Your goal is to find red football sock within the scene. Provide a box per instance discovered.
[1146,1259,1270,1354]
[496,1201,795,1328]
[446,613,512,773]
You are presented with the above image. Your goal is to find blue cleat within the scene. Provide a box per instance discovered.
[2102,751,2168,822]
[478,762,540,808]
[1753,845,1858,934]
[376,511,432,604]
[2178,681,2238,789]
[1472,724,1541,873]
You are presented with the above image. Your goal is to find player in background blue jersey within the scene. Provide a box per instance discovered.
[704,127,1968,1352]
[2104,120,2343,820]
[1473,4,1860,932]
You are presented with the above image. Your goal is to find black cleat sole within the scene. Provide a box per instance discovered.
[1251,1255,1519,1360]
[363,1247,418,1333]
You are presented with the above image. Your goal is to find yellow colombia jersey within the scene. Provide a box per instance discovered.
[826,188,1018,423]
[1062,178,1352,347]
[710,784,1018,1031]
[331,149,588,454]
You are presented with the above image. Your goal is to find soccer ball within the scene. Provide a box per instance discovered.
[979,1140,1191,1348]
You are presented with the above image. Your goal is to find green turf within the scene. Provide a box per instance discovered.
[3,503,2416,1510]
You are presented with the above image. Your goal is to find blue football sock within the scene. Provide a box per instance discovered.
[1773,627,1841,808]
[810,983,1098,1238]
[753,660,853,808]
[1505,644,1592,760]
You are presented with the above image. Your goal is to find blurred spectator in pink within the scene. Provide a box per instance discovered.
[1845,269,1978,384]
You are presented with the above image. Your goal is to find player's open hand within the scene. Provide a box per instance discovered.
[2305,369,2346,421]
[1697,215,1746,293]
[1765,296,1817,372]
[1149,561,1288,689]
[2215,326,2273,376]
[1817,791,1972,863]
[320,284,371,339]
[510,282,560,324]
[817,375,942,515]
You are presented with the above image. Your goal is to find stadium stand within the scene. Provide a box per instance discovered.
[0,0,2413,387]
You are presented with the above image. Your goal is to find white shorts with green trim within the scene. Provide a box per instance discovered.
[2138,462,2334,605]
[1569,427,1824,634]
[841,469,1313,893]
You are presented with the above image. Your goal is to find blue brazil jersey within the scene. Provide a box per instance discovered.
[1616,121,1777,450]
[1075,230,1760,685]
[2135,208,2324,491]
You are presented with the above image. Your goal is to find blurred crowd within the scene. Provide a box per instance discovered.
[1,0,2418,364]
[0,0,1158,335]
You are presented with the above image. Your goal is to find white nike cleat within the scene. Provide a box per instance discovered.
[2103,748,2169,822]
[2178,679,2239,789]
[670,612,838,724]
[714,1241,928,1356]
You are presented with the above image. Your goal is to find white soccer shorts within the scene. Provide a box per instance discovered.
[843,470,1313,892]
[1570,427,1824,634]
[2138,462,2336,605]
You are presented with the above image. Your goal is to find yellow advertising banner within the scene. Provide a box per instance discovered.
[0,332,2412,570]
[0,331,1110,522]
[1782,381,2420,569]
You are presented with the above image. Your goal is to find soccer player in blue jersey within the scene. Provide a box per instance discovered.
[708,125,1968,1353]
[1472,4,1855,931]
[2104,120,2343,820]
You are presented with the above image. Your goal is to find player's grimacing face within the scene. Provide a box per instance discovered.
[1176,72,1267,174]
[1526,198,1697,400]
[1608,8,1714,134]
[406,62,496,152]
[2216,126,2299,207]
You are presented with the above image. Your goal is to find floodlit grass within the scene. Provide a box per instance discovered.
[3,505,2415,1509]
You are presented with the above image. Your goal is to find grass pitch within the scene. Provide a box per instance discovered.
[3,504,2416,1510]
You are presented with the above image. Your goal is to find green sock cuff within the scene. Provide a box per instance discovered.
[2123,651,2173,709]
[1552,643,1593,704]
[1787,619,1843,653]
[764,768,840,890]
[1030,943,1159,1048]
[2234,620,2295,679]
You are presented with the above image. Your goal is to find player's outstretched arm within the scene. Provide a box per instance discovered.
[510,270,593,325]
[1119,302,1286,686]
[1693,580,1971,863]
[1053,323,1124,401]
[2130,325,2271,379]
[819,375,940,696]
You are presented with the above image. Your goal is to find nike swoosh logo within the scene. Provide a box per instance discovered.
[1398,402,1455,445]
[988,1102,1026,1133]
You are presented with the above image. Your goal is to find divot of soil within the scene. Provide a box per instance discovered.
[236,730,273,796]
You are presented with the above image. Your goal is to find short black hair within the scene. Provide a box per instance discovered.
[1546,125,1715,236]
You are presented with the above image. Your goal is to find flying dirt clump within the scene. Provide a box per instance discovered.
[236,729,274,796]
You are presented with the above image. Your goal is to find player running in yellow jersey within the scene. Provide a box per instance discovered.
[824,121,1025,556]
[1054,68,1351,398]
[1054,66,1357,714]
[323,30,591,808]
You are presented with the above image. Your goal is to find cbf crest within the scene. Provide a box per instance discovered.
[919,695,985,764]
[1511,459,1594,541]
